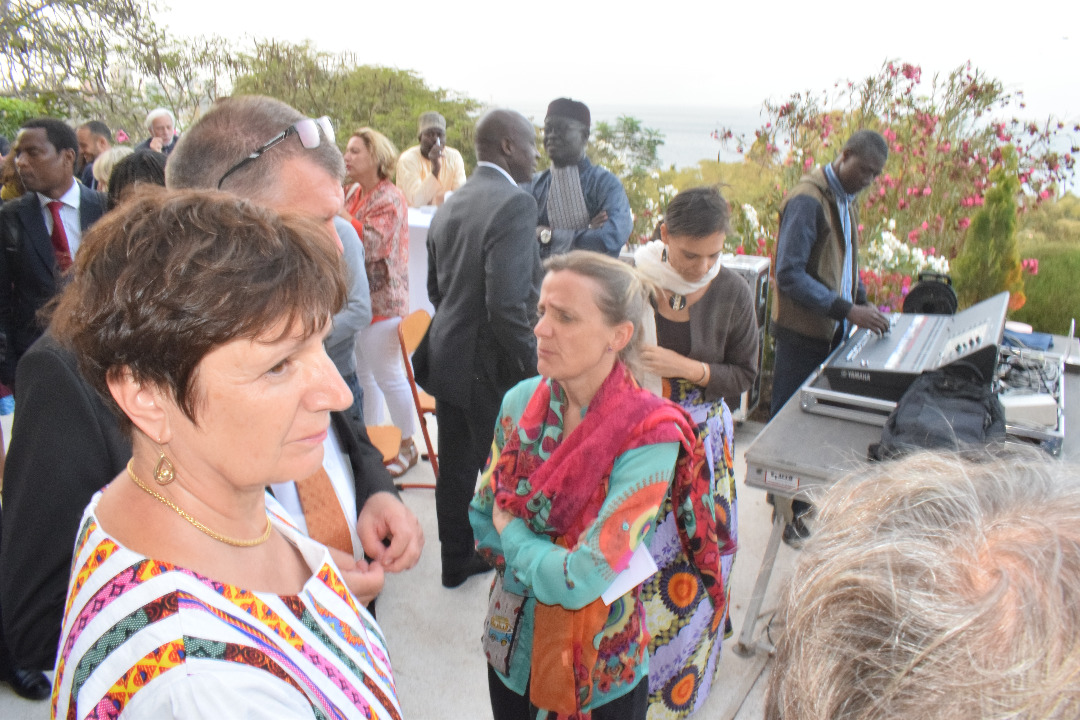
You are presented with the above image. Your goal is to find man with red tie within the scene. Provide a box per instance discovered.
[0,118,107,700]
[0,118,107,388]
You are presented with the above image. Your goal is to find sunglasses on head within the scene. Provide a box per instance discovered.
[217,116,335,189]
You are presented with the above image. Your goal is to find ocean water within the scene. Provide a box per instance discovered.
[518,103,767,169]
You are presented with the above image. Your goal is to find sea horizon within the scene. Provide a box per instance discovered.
[514,103,766,170]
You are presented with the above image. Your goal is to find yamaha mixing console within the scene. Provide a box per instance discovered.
[823,292,1009,401]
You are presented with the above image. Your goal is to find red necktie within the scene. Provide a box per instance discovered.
[295,467,354,555]
[47,201,72,271]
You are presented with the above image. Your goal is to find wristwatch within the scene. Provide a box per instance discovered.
[538,227,552,245]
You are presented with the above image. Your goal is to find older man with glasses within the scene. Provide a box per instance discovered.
[0,97,423,678]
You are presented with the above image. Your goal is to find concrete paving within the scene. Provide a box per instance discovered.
[0,416,800,719]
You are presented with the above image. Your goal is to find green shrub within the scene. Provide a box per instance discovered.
[1011,242,1080,334]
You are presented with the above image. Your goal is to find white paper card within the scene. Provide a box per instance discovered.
[601,542,658,606]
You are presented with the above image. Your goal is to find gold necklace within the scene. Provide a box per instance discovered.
[126,459,272,547]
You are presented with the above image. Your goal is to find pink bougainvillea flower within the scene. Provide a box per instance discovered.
[922,187,932,196]
[116,129,129,143]
[958,217,971,230]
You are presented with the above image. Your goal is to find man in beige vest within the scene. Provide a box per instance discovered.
[770,129,890,544]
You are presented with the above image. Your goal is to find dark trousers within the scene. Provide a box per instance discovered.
[340,371,366,433]
[0,505,14,678]
[770,328,840,417]
[770,327,841,517]
[487,665,648,720]
[435,393,500,559]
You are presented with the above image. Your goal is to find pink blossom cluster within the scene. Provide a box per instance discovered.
[1021,258,1039,275]
[905,186,932,197]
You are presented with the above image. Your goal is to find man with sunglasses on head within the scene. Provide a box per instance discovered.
[0,97,423,675]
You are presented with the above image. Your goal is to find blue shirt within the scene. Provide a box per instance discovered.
[528,157,631,258]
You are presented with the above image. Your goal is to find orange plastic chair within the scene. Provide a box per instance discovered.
[365,425,402,465]
[398,310,438,489]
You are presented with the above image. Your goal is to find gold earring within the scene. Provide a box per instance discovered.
[154,450,176,485]
[661,246,669,263]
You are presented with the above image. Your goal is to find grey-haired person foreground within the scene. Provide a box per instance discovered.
[766,450,1080,719]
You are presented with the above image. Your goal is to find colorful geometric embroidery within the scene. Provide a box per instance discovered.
[178,593,360,716]
[82,639,185,720]
[64,535,119,616]
[69,593,180,702]
[185,637,331,720]
[59,559,169,668]
[290,601,398,718]
[54,512,400,720]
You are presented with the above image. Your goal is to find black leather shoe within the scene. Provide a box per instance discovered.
[442,552,493,588]
[5,667,51,701]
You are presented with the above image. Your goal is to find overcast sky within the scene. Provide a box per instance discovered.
[162,0,1078,121]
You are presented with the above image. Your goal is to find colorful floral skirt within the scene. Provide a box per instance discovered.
[643,382,737,719]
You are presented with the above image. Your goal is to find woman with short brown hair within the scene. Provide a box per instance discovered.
[50,189,401,719]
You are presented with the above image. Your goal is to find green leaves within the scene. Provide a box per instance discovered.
[232,41,481,169]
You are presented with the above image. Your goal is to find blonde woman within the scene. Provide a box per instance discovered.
[343,128,417,477]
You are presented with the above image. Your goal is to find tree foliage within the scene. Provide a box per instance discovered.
[0,0,240,141]
[712,59,1077,310]
[583,116,666,243]
[952,147,1025,310]
[0,96,47,140]
[1,0,154,99]
[232,40,482,168]
[2,10,481,165]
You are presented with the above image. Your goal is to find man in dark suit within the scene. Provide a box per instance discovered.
[0,97,423,675]
[75,121,112,189]
[0,118,107,387]
[424,109,541,587]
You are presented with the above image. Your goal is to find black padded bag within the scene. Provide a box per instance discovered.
[869,361,1006,461]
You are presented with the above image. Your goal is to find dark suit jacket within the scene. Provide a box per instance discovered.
[0,186,108,386]
[424,165,541,410]
[0,331,398,670]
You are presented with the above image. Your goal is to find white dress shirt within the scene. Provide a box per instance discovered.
[36,180,84,256]
[269,425,361,558]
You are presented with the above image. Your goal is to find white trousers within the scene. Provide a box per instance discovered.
[354,317,417,438]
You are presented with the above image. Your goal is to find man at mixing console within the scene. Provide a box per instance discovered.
[770,129,891,544]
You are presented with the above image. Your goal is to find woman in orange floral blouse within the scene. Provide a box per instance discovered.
[344,128,417,477]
